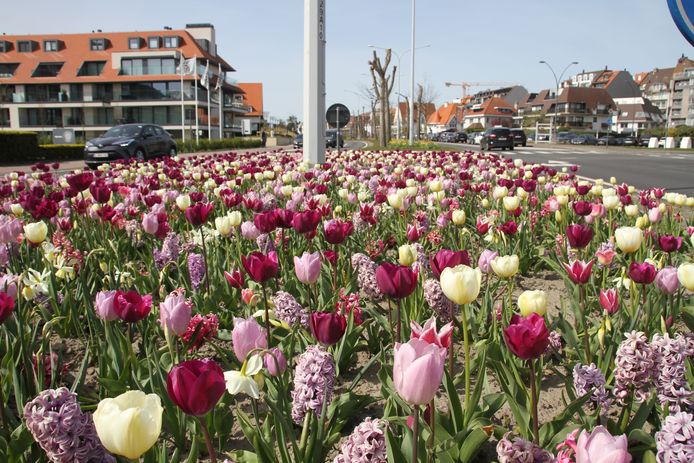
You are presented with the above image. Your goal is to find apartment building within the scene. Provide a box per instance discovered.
[0,24,254,139]
[517,87,616,131]
[638,55,694,128]
[566,69,641,99]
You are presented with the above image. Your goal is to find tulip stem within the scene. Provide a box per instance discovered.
[448,300,455,375]
[428,399,435,463]
[529,359,539,445]
[461,303,471,419]
[199,228,211,296]
[197,416,217,463]
[580,286,590,362]
[396,299,402,343]
[412,405,420,463]
[261,282,272,347]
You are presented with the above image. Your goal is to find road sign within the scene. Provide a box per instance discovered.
[668,0,694,46]
[326,103,350,129]
[52,128,75,144]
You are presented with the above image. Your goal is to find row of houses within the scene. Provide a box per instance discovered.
[0,24,265,140]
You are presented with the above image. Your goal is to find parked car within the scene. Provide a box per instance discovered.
[293,134,303,149]
[597,135,623,146]
[453,131,468,143]
[570,135,598,145]
[84,124,176,168]
[325,129,344,149]
[621,135,639,146]
[510,128,527,146]
[439,131,458,143]
[472,132,485,144]
[480,127,514,151]
[639,135,653,147]
[536,133,550,142]
[557,132,578,144]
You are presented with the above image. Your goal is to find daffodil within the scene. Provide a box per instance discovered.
[22,268,50,300]
[224,353,263,399]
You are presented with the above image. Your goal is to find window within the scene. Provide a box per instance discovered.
[0,108,9,127]
[0,40,10,52]
[0,63,19,78]
[20,108,62,127]
[163,36,179,48]
[154,126,164,135]
[128,37,141,49]
[120,58,176,75]
[32,62,64,77]
[77,61,105,76]
[143,125,155,137]
[93,108,114,125]
[69,84,83,101]
[121,81,181,100]
[94,84,113,102]
[148,36,161,48]
[25,84,61,102]
[90,38,106,51]
[17,40,34,52]
[43,40,59,52]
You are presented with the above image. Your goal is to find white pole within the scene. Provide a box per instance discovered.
[207,60,211,140]
[408,0,416,145]
[303,0,326,164]
[180,53,185,143]
[219,69,223,139]
[194,56,199,145]
[396,54,401,139]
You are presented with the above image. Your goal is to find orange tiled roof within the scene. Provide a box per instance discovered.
[0,29,234,84]
[427,103,459,125]
[237,82,263,117]
[465,97,516,117]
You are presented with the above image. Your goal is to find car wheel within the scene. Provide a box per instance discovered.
[134,148,146,162]
[169,146,177,157]
[522,142,526,147]
[509,145,514,151]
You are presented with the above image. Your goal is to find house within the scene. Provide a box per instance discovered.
[392,101,436,138]
[518,87,616,131]
[566,68,641,99]
[468,85,528,107]
[426,102,459,134]
[639,67,676,116]
[236,83,263,134]
[462,97,516,129]
[613,97,664,134]
[0,24,250,139]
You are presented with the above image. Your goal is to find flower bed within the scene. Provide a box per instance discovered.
[0,148,692,463]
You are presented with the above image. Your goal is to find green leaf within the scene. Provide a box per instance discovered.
[443,370,464,433]
[458,428,489,463]
[642,450,657,463]
[539,394,589,448]
[680,305,694,331]
[626,396,656,434]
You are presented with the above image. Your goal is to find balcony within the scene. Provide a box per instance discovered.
[225,101,252,112]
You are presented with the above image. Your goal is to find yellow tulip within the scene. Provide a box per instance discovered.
[503,196,520,212]
[678,263,694,291]
[614,227,642,254]
[517,290,548,316]
[603,195,620,210]
[398,244,418,267]
[624,204,639,217]
[228,210,243,227]
[175,194,191,211]
[452,210,466,226]
[429,180,443,192]
[215,216,233,236]
[10,203,23,216]
[23,221,48,244]
[491,255,519,279]
[440,265,482,305]
[93,391,163,460]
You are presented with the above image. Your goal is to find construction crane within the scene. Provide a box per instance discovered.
[444,81,516,100]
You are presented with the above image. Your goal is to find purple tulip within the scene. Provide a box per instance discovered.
[231,316,267,362]
[478,249,499,274]
[94,290,118,321]
[159,289,193,336]
[293,251,321,285]
[655,266,679,295]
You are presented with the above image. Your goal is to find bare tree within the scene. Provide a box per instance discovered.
[369,50,396,146]
[355,82,376,138]
[414,79,439,139]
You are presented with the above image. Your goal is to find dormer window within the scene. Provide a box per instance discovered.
[0,63,19,77]
[148,36,161,49]
[128,37,141,49]
[90,38,106,51]
[77,61,105,76]
[44,40,59,52]
[17,40,35,52]
[163,36,179,48]
[32,62,64,77]
[0,40,11,53]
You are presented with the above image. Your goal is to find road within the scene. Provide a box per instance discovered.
[440,142,694,195]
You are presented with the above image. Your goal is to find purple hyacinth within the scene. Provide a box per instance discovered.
[291,345,336,424]
[655,411,694,463]
[652,333,693,413]
[614,331,655,404]
[24,387,114,463]
[423,278,453,322]
[187,252,206,289]
[333,417,387,463]
[154,233,180,270]
[351,253,382,300]
[256,233,276,254]
[272,290,309,328]
[545,330,563,355]
[496,432,554,463]
[412,242,429,277]
[573,363,612,414]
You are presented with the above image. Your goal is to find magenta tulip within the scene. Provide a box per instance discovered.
[562,260,594,285]
[159,289,192,336]
[566,224,594,249]
[310,311,347,345]
[0,291,15,325]
[655,266,679,295]
[294,251,321,284]
[231,316,267,362]
[291,210,322,234]
[113,290,152,323]
[324,219,353,245]
[628,261,656,285]
[167,358,226,416]
[242,251,279,283]
[66,172,94,191]
[599,289,619,315]
[223,269,244,289]
[503,313,550,360]
[253,210,278,234]
[658,235,682,253]
[575,426,631,463]
[393,338,446,405]
[184,202,213,227]
[429,249,471,278]
[375,262,418,299]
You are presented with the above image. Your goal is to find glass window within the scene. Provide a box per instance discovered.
[0,41,10,53]
[0,63,19,77]
[90,39,106,51]
[78,61,105,76]
[162,58,175,74]
[128,37,140,49]
[154,126,164,135]
[94,84,113,101]
[143,125,155,136]
[43,40,59,52]
[148,37,161,48]
[32,62,64,77]
[147,58,162,75]
[17,41,33,52]
[69,84,83,101]
[163,36,179,48]
[153,107,167,125]
[0,108,9,127]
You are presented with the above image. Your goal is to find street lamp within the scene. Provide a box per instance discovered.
[539,60,578,142]
[409,0,416,145]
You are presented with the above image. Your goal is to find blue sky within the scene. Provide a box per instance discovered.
[3,0,692,120]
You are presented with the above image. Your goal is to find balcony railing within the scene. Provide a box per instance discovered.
[225,101,252,112]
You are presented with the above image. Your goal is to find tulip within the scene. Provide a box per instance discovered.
[240,221,260,240]
[159,289,192,336]
[228,210,243,227]
[398,244,418,267]
[410,317,453,349]
[324,219,353,245]
[451,210,466,225]
[375,262,418,300]
[562,260,594,285]
[573,200,592,216]
[93,390,163,460]
[677,263,694,291]
[293,251,321,284]
[232,316,267,362]
[439,265,481,305]
[575,426,631,463]
[94,290,119,321]
[599,288,619,314]
[291,210,322,234]
[113,290,152,323]
[491,255,519,279]
[393,338,446,405]
[242,251,278,283]
[478,249,499,273]
[387,192,405,210]
[502,195,520,212]
[429,249,471,278]
[595,248,616,267]
[66,172,94,191]
[253,210,278,234]
[24,221,48,244]
[628,261,656,285]
[310,311,347,345]
[655,266,679,295]
[215,215,233,236]
[241,288,258,306]
[503,313,550,360]
[264,347,287,376]
[406,223,423,242]
[658,235,682,253]
[517,290,548,317]
[167,359,225,416]
[89,182,111,204]
[566,224,594,249]
[614,227,642,254]
[142,212,159,235]
[223,269,244,288]
[0,291,15,325]
[175,194,191,211]
[185,202,213,227]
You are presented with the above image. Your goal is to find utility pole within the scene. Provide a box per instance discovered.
[408,0,416,145]
[303,0,326,164]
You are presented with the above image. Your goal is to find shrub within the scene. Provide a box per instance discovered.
[38,144,85,160]
[0,131,39,163]
[175,137,263,154]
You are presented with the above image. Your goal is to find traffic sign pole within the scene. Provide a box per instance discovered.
[303,0,326,165]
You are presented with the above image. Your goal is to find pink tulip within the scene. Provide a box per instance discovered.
[231,316,267,362]
[240,221,261,240]
[241,288,258,306]
[94,290,118,321]
[393,338,446,405]
[595,248,616,267]
[478,249,499,273]
[159,288,193,336]
[599,288,619,314]
[655,266,679,295]
[648,207,661,223]
[142,212,159,235]
[0,273,18,299]
[293,251,321,285]
[410,317,453,349]
[264,347,287,376]
[575,426,631,463]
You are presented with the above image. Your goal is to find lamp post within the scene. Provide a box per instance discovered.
[539,60,578,142]
[409,0,416,145]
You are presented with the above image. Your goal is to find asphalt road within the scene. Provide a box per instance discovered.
[440,142,694,195]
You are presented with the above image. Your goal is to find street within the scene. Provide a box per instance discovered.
[440,142,694,195]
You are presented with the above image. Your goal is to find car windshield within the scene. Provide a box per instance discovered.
[103,126,142,138]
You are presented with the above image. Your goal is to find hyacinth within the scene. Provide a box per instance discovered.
[546,330,563,355]
[412,242,429,277]
[614,331,655,404]
[655,411,694,463]
[182,313,219,351]
[272,290,309,328]
[124,220,143,248]
[351,253,382,300]
[423,278,453,322]
[291,345,336,424]
[154,233,180,270]
[651,333,693,413]
[187,253,206,289]
[573,363,612,413]
[256,233,276,254]
[23,387,114,463]
[496,432,554,463]
[333,417,387,463]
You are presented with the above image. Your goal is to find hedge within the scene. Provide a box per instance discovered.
[0,131,39,162]
[38,144,85,159]
[175,137,263,154]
